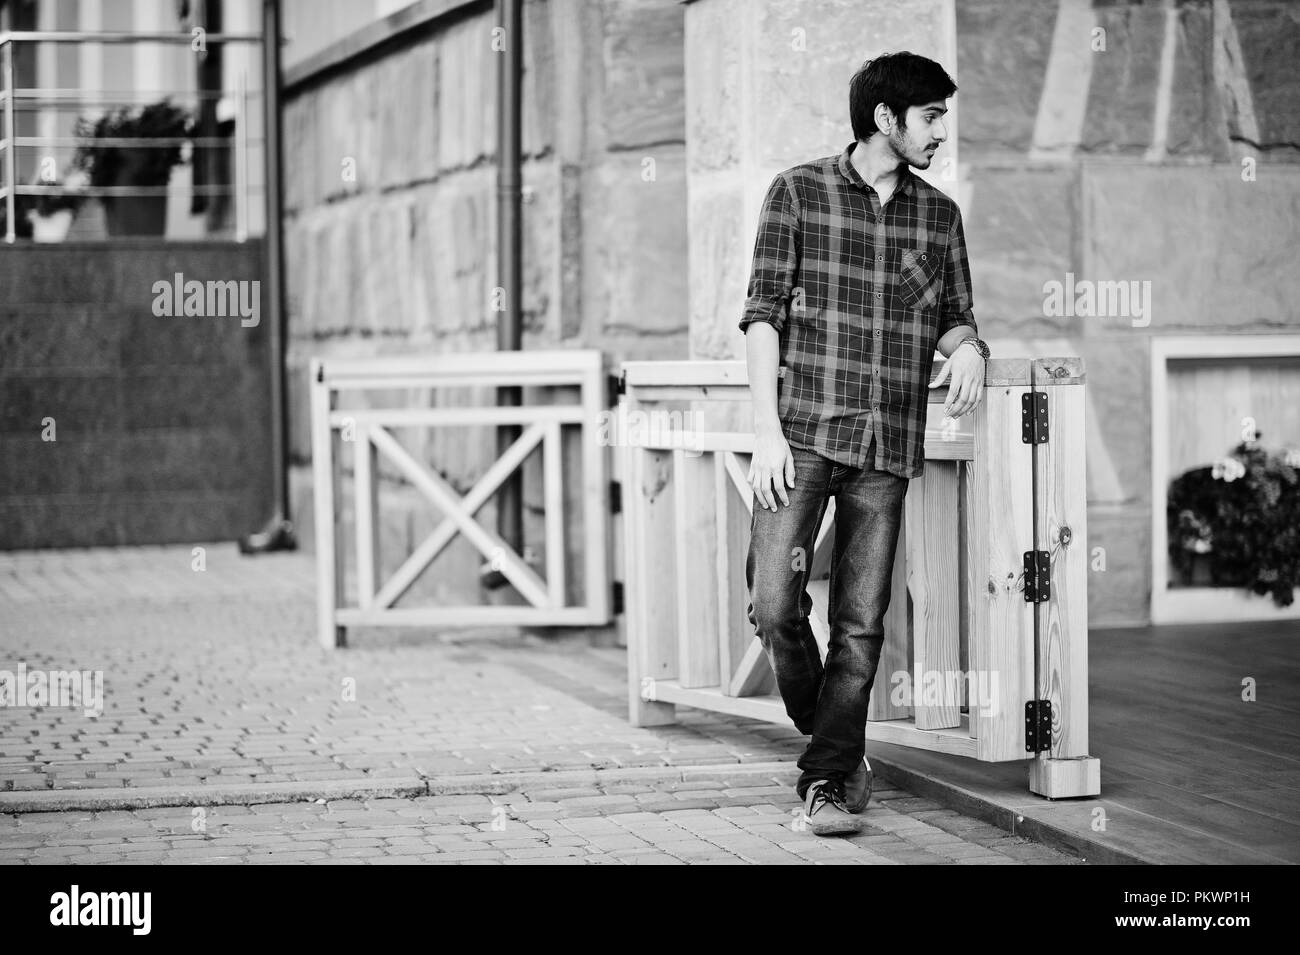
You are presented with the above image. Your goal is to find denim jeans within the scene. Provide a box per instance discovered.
[745,439,909,799]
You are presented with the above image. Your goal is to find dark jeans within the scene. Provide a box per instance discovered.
[745,440,909,800]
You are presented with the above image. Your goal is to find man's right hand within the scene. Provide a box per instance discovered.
[748,428,796,511]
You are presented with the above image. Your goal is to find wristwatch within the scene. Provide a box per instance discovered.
[957,336,990,361]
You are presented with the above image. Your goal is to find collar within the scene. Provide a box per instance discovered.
[837,141,915,198]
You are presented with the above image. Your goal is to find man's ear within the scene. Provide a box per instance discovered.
[873,102,896,135]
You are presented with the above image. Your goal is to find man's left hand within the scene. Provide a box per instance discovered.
[928,343,985,418]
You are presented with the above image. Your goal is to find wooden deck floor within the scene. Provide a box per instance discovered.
[862,617,1300,864]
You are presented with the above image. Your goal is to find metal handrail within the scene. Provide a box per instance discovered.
[1,29,266,242]
[0,31,263,44]
[13,184,260,197]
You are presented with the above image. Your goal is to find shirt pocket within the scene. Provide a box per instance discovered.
[898,248,943,311]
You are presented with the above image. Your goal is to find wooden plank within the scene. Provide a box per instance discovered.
[626,444,679,725]
[328,374,588,391]
[716,453,765,696]
[729,637,776,697]
[624,386,754,403]
[335,606,608,627]
[623,360,749,388]
[870,512,912,721]
[353,426,379,608]
[648,683,979,758]
[1029,755,1101,797]
[543,420,565,609]
[906,463,962,730]
[1035,380,1091,760]
[622,357,1035,389]
[969,383,1036,761]
[322,348,602,381]
[807,579,831,661]
[1032,356,1086,385]
[807,499,836,581]
[310,362,345,649]
[370,422,545,610]
[369,426,550,608]
[329,406,585,426]
[582,360,610,622]
[674,449,721,688]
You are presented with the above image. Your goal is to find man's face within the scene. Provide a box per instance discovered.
[888,99,949,169]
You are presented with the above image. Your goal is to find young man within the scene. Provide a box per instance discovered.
[739,52,989,836]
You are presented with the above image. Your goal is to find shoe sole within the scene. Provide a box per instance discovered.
[809,817,863,837]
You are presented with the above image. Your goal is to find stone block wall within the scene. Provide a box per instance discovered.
[281,0,688,616]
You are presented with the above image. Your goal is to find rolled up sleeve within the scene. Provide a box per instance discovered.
[738,174,799,335]
[937,205,977,339]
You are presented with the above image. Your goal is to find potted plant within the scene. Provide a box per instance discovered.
[27,177,85,242]
[1167,433,1300,606]
[71,99,192,236]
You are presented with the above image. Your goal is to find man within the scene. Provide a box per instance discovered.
[739,52,989,836]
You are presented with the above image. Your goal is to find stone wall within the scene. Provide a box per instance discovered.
[685,0,1300,627]
[954,0,1300,625]
[282,0,688,614]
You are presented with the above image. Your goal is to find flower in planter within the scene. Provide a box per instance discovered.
[1168,436,1300,607]
[1211,457,1246,482]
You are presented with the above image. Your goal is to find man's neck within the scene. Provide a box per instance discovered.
[850,136,906,200]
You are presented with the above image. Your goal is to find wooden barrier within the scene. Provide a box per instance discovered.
[620,357,1100,798]
[310,350,610,648]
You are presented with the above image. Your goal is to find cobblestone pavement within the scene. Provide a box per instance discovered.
[0,546,1085,864]
[1,785,1078,865]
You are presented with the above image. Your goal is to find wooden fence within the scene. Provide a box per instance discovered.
[619,357,1100,798]
[311,350,609,648]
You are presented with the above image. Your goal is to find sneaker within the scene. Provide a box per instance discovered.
[843,757,874,813]
[801,779,863,836]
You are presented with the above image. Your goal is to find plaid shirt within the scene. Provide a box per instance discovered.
[738,142,977,479]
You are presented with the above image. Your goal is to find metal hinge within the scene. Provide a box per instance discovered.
[1023,550,1050,603]
[612,580,624,616]
[609,480,622,515]
[608,371,626,407]
[1025,700,1053,753]
[1021,391,1049,444]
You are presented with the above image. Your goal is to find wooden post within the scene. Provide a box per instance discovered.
[716,452,769,696]
[311,361,346,649]
[625,435,679,725]
[674,449,721,687]
[906,463,962,729]
[543,420,566,608]
[969,364,1036,760]
[1029,358,1101,797]
[869,522,912,720]
[354,426,379,609]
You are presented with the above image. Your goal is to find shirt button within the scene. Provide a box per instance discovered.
[875,291,882,298]
[877,255,884,262]
[874,329,881,336]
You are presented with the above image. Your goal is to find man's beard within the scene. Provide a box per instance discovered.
[889,126,936,168]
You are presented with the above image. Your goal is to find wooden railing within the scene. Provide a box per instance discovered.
[311,350,609,648]
[619,357,1099,798]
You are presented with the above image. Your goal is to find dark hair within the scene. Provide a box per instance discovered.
[849,52,957,140]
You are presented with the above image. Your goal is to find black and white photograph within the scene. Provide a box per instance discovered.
[0,0,1293,921]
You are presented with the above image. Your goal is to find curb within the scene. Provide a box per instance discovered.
[867,756,1148,866]
[0,762,800,813]
[1,756,1149,863]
